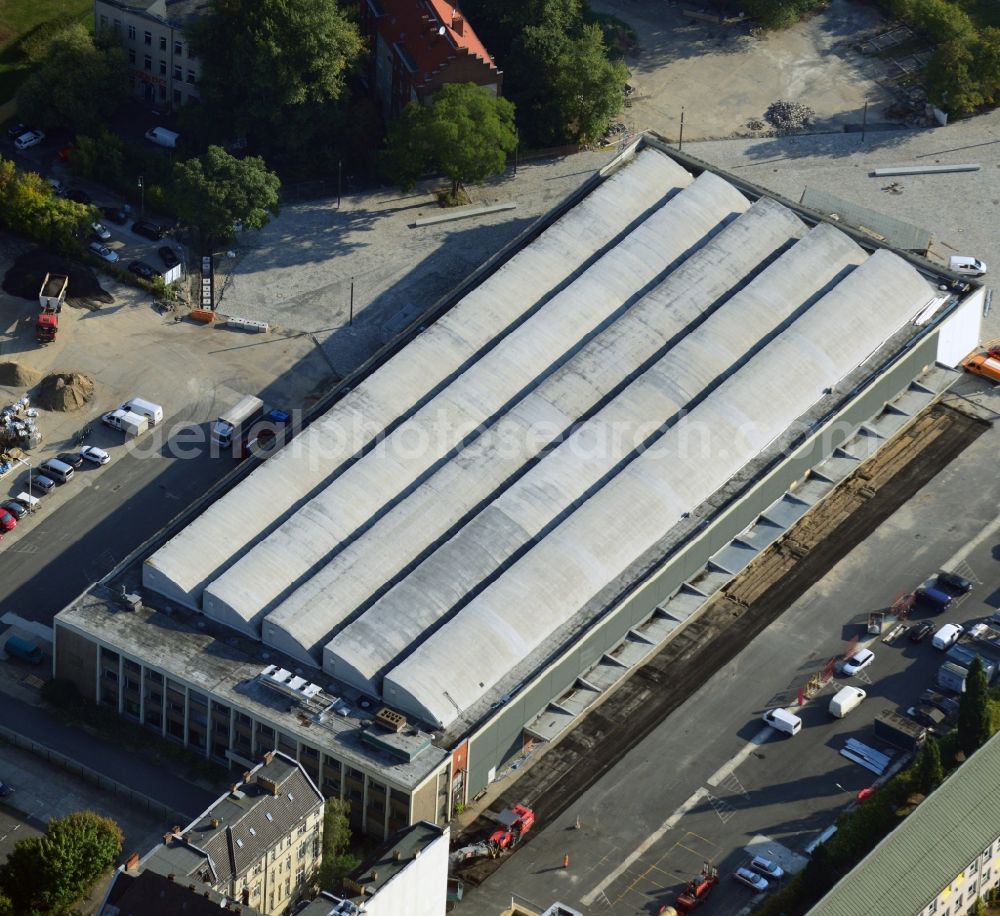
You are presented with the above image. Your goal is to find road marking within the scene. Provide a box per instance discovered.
[707,727,771,787]
[942,512,1000,573]
[580,786,708,907]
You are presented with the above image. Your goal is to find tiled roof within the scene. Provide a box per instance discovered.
[374,0,495,87]
[102,868,260,916]
[810,729,1000,916]
[145,752,323,887]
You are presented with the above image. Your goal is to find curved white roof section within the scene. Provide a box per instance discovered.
[207,171,750,638]
[382,249,937,727]
[143,148,694,611]
[323,218,866,691]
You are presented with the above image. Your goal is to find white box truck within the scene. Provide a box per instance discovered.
[144,127,179,149]
[829,686,866,718]
[102,409,148,437]
[120,398,163,426]
[211,395,263,447]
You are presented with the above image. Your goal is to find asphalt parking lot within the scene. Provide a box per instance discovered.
[457,379,1000,915]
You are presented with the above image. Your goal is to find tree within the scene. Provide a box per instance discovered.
[0,158,91,255]
[971,896,987,916]
[959,656,991,756]
[0,811,122,914]
[915,736,944,795]
[69,130,126,188]
[189,0,363,147]
[171,146,281,248]
[316,798,358,888]
[381,84,517,199]
[16,23,128,133]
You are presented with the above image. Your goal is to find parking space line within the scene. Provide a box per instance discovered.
[707,726,772,787]
[581,786,709,907]
[943,512,1000,572]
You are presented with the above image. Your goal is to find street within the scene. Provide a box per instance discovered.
[457,381,1000,915]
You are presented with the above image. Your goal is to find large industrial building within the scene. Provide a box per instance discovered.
[55,135,985,839]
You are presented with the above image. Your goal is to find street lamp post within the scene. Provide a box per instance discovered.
[138,175,144,217]
[12,457,31,509]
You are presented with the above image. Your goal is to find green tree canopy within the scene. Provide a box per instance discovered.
[959,656,991,756]
[189,0,363,146]
[316,798,359,888]
[0,158,92,254]
[0,811,122,914]
[381,83,517,197]
[16,23,128,133]
[171,146,281,247]
[915,736,944,795]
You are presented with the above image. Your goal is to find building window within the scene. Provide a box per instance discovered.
[100,15,108,28]
[158,85,166,100]
[159,36,166,51]
[144,55,151,71]
[188,45,195,57]
[114,19,121,32]
[173,65,182,80]
[173,89,181,105]
[187,70,195,84]
[298,841,307,860]
[159,60,166,75]
[128,24,136,40]
[129,49,136,65]
[174,40,183,55]
[144,31,151,46]
[296,864,305,882]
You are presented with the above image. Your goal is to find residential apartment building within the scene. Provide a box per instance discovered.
[140,751,325,916]
[94,0,207,108]
[361,0,500,115]
[101,867,261,916]
[810,729,1000,916]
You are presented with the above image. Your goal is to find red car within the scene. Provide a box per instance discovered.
[0,509,17,531]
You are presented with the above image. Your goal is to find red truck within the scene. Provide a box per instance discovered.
[36,272,67,344]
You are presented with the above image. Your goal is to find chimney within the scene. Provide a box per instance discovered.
[189,883,196,892]
[453,11,464,34]
[263,751,275,765]
[125,852,140,871]
[393,850,401,861]
[242,771,252,783]
[230,784,239,794]
[182,833,192,843]
[211,818,220,829]
[167,874,176,882]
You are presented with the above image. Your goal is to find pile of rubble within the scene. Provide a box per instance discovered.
[37,372,95,412]
[764,99,815,132]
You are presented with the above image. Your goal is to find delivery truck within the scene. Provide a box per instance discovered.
[102,409,148,437]
[211,394,263,448]
[829,686,866,718]
[873,709,926,750]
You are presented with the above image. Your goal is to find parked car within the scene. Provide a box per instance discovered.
[65,188,92,204]
[909,621,934,643]
[132,219,164,240]
[6,122,29,142]
[734,867,769,891]
[0,782,12,797]
[920,689,961,719]
[749,856,784,879]
[841,648,875,677]
[936,570,973,594]
[101,206,128,225]
[932,623,963,651]
[48,178,66,196]
[90,221,111,241]
[128,260,161,280]
[14,129,45,150]
[56,452,85,470]
[0,500,27,521]
[80,446,110,465]
[89,241,120,263]
[0,509,16,532]
[159,246,180,269]
[29,474,56,493]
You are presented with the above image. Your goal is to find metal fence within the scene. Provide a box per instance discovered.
[0,722,177,820]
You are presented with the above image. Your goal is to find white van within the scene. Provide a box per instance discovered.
[949,255,988,277]
[762,708,802,736]
[121,398,163,426]
[829,686,866,718]
[932,623,964,651]
[144,127,179,149]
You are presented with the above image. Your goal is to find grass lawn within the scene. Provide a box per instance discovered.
[0,0,92,104]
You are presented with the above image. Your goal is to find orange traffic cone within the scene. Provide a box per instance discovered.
[563,853,570,869]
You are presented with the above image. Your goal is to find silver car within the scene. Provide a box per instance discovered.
[734,866,769,891]
[88,241,120,263]
[750,855,784,879]
[14,130,45,150]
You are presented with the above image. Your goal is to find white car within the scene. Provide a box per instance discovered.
[14,130,45,150]
[88,241,120,263]
[91,221,111,241]
[734,866,769,891]
[750,855,784,879]
[932,623,964,651]
[949,255,988,277]
[841,648,875,677]
[80,446,110,465]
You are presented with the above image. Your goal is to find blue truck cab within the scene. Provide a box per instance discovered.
[5,635,43,664]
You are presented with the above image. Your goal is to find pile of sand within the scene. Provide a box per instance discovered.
[0,362,42,388]
[37,372,95,412]
[2,249,114,306]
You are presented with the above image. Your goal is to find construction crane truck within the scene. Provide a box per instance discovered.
[673,867,719,913]
[449,805,535,867]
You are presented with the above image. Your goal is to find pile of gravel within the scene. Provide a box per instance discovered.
[1,249,114,306]
[36,372,96,412]
[763,100,814,132]
[0,362,43,388]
